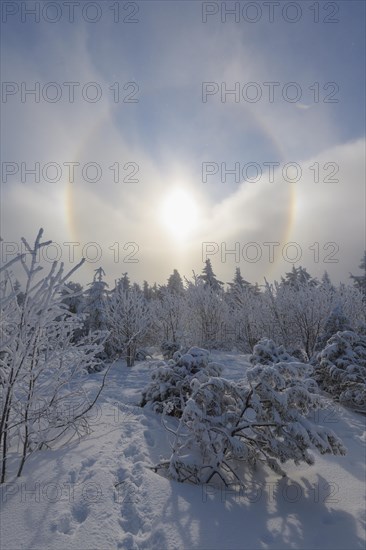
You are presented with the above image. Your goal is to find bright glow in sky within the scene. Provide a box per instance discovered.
[1,1,365,286]
[160,188,199,242]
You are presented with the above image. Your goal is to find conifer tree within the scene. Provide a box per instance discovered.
[84,267,108,333]
[199,259,224,292]
[167,269,185,295]
[350,252,366,295]
[281,266,317,290]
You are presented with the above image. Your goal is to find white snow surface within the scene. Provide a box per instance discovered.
[1,351,365,550]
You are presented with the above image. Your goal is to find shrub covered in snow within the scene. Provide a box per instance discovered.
[0,230,109,483]
[159,360,346,487]
[250,338,301,366]
[313,305,353,354]
[105,286,151,366]
[161,341,181,360]
[140,347,222,417]
[315,330,366,411]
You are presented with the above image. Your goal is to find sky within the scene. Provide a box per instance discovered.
[1,0,365,287]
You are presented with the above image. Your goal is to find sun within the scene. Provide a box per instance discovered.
[160,188,199,241]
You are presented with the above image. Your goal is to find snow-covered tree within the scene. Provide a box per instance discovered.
[227,267,251,293]
[225,285,267,352]
[314,305,352,353]
[60,281,84,315]
[167,269,185,295]
[264,279,335,357]
[315,330,366,411]
[105,285,151,366]
[132,282,141,293]
[84,267,108,333]
[143,280,153,301]
[321,271,334,290]
[0,230,108,483]
[281,266,317,290]
[141,347,222,417]
[336,284,366,332]
[116,273,130,292]
[60,281,86,343]
[151,287,187,353]
[199,259,224,292]
[186,277,229,348]
[227,267,260,298]
[156,360,346,487]
[350,252,366,295]
[150,283,159,299]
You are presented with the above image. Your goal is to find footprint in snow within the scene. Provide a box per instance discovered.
[72,502,89,524]
[122,444,145,461]
[68,457,96,485]
[130,462,146,488]
[50,503,89,536]
[68,469,77,483]
[322,515,335,525]
[116,466,129,484]
[50,512,75,535]
[118,501,142,536]
[143,430,155,447]
[75,457,97,482]
[117,533,139,549]
[81,457,97,469]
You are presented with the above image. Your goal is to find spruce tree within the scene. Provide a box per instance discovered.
[199,259,223,292]
[84,267,108,333]
[281,266,317,290]
[116,272,130,292]
[167,269,185,295]
[227,267,254,299]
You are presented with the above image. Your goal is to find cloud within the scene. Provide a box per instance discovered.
[1,7,364,286]
[199,138,365,284]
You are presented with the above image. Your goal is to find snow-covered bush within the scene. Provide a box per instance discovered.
[315,330,366,411]
[314,305,352,354]
[286,346,309,363]
[264,279,336,357]
[263,278,365,358]
[158,361,346,487]
[161,340,181,360]
[225,284,268,353]
[185,278,229,348]
[250,338,301,366]
[0,230,109,483]
[105,286,151,366]
[151,289,188,350]
[140,347,222,417]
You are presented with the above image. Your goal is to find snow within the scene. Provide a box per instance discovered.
[1,353,365,550]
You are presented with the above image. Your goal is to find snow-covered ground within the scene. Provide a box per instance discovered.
[1,352,365,550]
